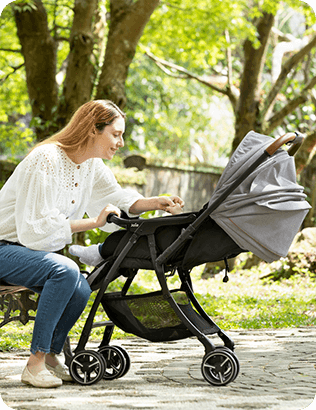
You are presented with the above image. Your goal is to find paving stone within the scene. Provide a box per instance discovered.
[0,328,315,409]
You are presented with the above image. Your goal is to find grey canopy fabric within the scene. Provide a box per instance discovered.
[209,131,311,263]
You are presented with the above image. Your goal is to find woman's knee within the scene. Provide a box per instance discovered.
[45,253,81,284]
[78,274,91,298]
[71,274,91,308]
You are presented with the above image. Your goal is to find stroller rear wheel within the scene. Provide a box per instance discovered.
[99,346,128,380]
[69,350,106,386]
[201,347,239,386]
[113,345,131,377]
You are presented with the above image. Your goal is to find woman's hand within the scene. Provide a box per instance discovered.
[95,204,121,228]
[166,202,183,215]
[156,196,184,214]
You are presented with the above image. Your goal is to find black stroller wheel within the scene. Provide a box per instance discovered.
[69,350,105,386]
[218,347,240,380]
[99,346,127,380]
[201,348,238,386]
[113,345,131,377]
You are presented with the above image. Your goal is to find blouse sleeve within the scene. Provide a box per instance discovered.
[86,160,144,232]
[15,152,72,251]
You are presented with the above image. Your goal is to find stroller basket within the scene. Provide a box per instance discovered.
[101,290,216,342]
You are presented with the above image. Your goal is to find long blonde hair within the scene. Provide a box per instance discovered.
[33,100,126,154]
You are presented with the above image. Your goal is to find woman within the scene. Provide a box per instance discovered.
[0,100,184,388]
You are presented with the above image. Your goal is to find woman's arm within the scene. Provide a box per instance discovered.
[129,196,184,215]
[70,204,121,233]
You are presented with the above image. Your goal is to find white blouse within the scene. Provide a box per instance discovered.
[0,144,143,251]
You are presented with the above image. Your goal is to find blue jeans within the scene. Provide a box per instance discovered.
[0,243,91,355]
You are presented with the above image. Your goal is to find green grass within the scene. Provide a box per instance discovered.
[1,258,315,351]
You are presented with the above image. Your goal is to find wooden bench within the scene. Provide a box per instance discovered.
[0,282,39,328]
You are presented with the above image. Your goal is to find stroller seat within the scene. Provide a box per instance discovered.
[88,212,243,291]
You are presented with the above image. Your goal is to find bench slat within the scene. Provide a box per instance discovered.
[0,286,30,296]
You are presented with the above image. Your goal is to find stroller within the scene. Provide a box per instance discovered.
[64,131,310,386]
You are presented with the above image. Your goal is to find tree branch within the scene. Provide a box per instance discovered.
[54,36,70,42]
[271,26,296,42]
[145,51,229,96]
[0,48,22,53]
[295,130,316,175]
[261,33,316,120]
[263,75,316,134]
[148,57,188,79]
[161,1,194,11]
[0,63,25,84]
[225,29,233,91]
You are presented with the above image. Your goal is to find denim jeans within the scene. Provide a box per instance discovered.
[0,243,91,355]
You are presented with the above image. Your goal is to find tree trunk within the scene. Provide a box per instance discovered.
[233,12,275,152]
[95,0,160,108]
[58,0,98,126]
[299,158,316,228]
[13,0,58,141]
[294,130,316,175]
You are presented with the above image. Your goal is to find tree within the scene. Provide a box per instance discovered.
[144,1,316,154]
[95,0,160,106]
[1,0,315,168]
[12,0,59,141]
[1,0,160,141]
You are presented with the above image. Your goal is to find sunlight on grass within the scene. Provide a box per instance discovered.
[1,259,315,351]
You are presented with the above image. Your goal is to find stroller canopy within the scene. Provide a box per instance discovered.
[209,131,311,263]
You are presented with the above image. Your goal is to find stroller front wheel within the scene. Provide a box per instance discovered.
[69,350,106,386]
[201,348,239,386]
[218,346,240,379]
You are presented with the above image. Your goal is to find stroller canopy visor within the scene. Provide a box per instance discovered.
[209,131,311,262]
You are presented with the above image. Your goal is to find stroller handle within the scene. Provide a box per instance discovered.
[106,211,196,231]
[265,131,304,156]
[107,212,126,226]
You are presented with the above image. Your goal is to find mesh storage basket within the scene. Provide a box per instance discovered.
[101,290,214,342]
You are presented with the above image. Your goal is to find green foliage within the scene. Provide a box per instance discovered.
[0,323,34,350]
[0,4,33,155]
[111,165,147,186]
[11,1,37,13]
[1,0,315,164]
[143,0,259,68]
[1,260,315,351]
[0,121,34,157]
[126,53,234,166]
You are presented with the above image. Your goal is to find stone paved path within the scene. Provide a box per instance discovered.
[0,327,315,410]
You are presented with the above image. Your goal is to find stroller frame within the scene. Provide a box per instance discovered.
[64,132,304,386]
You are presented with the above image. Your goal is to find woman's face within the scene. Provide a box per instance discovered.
[92,116,125,160]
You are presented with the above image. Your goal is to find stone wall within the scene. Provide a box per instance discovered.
[123,154,222,212]
[140,165,221,212]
